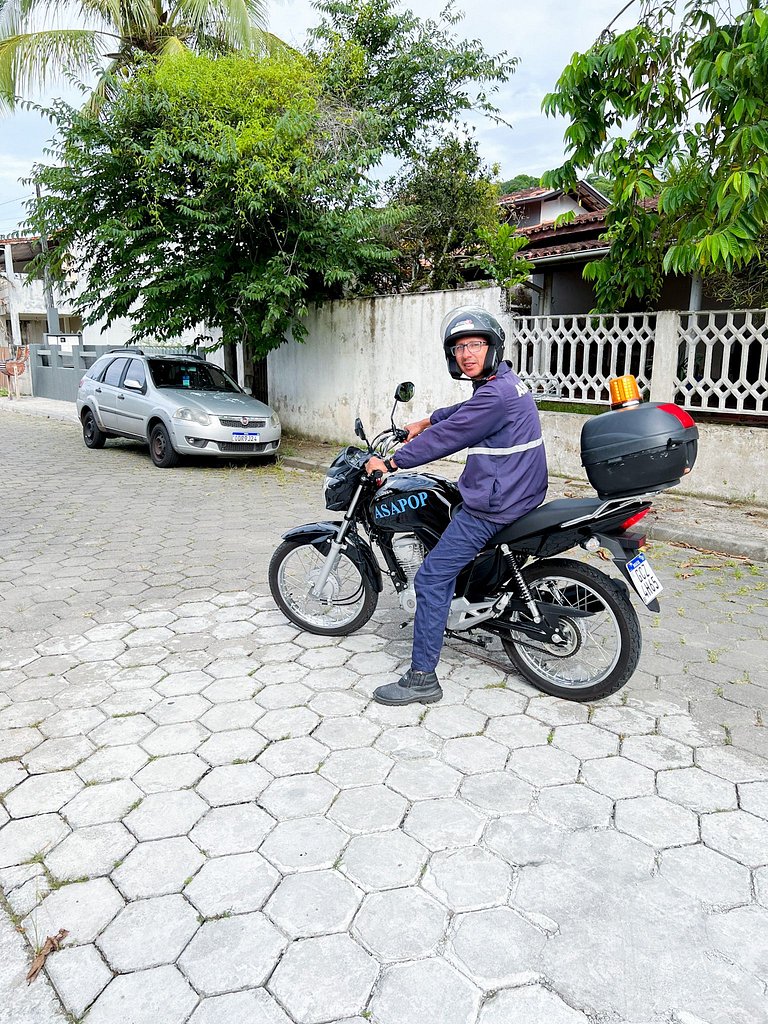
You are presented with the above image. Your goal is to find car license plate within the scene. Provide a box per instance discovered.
[626,553,663,605]
[231,431,260,442]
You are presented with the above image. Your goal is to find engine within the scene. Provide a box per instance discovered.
[391,534,426,614]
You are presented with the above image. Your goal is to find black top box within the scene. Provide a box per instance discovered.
[580,402,699,499]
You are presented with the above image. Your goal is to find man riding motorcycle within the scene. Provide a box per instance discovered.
[365,306,548,705]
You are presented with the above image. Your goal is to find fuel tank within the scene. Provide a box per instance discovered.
[369,473,461,544]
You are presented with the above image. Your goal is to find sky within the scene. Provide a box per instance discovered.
[0,0,636,237]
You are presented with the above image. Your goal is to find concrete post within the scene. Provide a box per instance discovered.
[650,309,680,403]
[3,243,22,349]
[689,273,703,311]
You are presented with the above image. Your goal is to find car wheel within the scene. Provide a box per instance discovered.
[149,423,180,468]
[82,409,107,449]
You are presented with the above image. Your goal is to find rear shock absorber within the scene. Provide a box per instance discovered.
[501,545,541,623]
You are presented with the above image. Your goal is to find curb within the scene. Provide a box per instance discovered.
[647,523,768,563]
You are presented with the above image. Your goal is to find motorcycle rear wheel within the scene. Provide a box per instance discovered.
[269,539,378,636]
[500,557,641,702]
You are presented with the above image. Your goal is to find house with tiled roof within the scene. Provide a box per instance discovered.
[498,181,609,229]
[500,187,721,315]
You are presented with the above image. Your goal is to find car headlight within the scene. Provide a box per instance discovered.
[174,407,211,426]
[268,413,280,429]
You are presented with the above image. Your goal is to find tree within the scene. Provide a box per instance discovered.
[24,52,397,357]
[382,136,500,291]
[542,0,768,311]
[305,0,517,159]
[497,173,540,195]
[0,0,271,112]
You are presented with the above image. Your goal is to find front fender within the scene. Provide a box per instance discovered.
[282,522,383,594]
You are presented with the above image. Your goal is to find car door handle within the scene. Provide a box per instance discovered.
[118,394,125,400]
[95,387,102,393]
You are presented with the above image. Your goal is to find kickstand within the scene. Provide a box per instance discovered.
[444,628,491,649]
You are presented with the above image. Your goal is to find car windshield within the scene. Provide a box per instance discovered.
[147,359,241,393]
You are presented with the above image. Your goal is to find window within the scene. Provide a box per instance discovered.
[103,358,129,387]
[147,359,240,393]
[85,356,111,381]
[125,359,146,388]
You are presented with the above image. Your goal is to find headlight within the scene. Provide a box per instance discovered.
[268,413,280,429]
[174,407,210,426]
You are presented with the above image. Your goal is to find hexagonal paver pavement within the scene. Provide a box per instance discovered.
[448,906,546,987]
[96,893,199,971]
[268,933,378,1024]
[179,913,286,995]
[370,958,481,1024]
[265,869,362,937]
[85,965,198,1024]
[259,816,348,872]
[184,851,280,916]
[2,416,768,1024]
[353,887,447,959]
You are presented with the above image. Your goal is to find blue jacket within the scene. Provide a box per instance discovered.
[394,362,548,523]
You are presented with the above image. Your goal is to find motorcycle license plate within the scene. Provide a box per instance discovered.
[626,553,663,605]
[231,431,260,442]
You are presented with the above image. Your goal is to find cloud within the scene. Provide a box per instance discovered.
[0,0,629,210]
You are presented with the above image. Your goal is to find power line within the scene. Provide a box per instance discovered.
[0,194,33,208]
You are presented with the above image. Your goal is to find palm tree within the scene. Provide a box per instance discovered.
[0,0,272,112]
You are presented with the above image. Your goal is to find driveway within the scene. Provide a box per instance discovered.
[0,415,767,1024]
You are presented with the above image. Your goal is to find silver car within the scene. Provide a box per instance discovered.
[76,350,281,468]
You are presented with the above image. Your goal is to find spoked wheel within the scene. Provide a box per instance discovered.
[501,557,642,701]
[269,539,378,636]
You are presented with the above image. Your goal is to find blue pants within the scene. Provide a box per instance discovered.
[411,507,505,673]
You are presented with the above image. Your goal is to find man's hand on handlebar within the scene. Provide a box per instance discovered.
[365,456,389,480]
[404,417,431,442]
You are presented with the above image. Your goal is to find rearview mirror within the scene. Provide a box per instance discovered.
[124,378,144,392]
[394,381,415,403]
[354,417,366,441]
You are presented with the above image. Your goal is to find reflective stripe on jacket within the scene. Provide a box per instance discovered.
[394,362,548,523]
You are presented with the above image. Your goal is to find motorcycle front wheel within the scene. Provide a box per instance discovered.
[500,558,642,702]
[269,539,378,636]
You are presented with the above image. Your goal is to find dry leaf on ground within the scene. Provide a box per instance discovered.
[26,929,68,984]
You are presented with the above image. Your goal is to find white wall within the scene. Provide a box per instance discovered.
[268,287,768,505]
[268,286,509,445]
[540,196,583,221]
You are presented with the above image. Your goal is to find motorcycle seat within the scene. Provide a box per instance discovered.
[488,497,605,546]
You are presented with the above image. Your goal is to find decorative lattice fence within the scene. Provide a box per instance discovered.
[509,309,768,417]
[675,310,768,416]
[509,314,656,404]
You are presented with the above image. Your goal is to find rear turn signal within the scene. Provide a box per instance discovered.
[609,374,641,409]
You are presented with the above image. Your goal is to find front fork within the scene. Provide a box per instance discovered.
[310,483,364,600]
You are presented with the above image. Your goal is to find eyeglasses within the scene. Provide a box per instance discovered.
[449,340,488,356]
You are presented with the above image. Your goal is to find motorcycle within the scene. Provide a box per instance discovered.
[269,381,697,702]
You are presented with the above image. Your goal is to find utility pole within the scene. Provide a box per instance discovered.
[35,183,61,336]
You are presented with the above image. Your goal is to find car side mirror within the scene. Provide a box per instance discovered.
[394,381,415,403]
[124,378,144,392]
[243,386,253,395]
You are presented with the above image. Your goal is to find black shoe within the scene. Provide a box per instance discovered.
[373,669,443,706]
